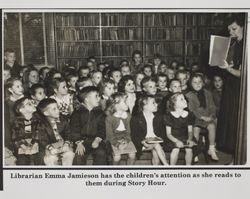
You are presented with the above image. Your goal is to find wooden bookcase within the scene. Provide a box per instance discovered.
[54,13,227,70]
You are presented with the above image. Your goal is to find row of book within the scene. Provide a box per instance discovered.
[56,14,100,26]
[144,27,183,40]
[185,27,220,40]
[57,43,101,57]
[102,43,142,56]
[101,13,142,26]
[185,14,225,26]
[145,42,183,56]
[144,14,184,26]
[102,28,143,40]
[56,28,100,41]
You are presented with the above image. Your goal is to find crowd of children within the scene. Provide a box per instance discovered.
[4,48,224,166]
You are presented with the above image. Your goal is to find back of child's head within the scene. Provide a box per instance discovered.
[76,77,93,92]
[13,97,30,116]
[138,94,155,112]
[118,75,134,92]
[77,86,99,103]
[37,98,57,114]
[30,83,45,97]
[106,92,127,115]
[100,78,115,94]
[167,92,183,112]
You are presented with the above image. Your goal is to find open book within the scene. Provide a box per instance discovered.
[209,35,231,67]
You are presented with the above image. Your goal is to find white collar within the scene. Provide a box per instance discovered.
[114,112,128,119]
[170,110,189,118]
[102,95,109,100]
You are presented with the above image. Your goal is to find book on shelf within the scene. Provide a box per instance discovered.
[209,35,231,67]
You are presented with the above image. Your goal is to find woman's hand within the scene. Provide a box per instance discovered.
[218,60,234,69]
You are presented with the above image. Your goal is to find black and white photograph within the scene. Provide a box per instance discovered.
[3,11,247,167]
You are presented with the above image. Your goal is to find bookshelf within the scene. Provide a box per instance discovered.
[52,13,227,69]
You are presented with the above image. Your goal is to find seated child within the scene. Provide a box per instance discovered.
[78,66,90,78]
[65,71,78,95]
[118,75,137,114]
[97,62,106,72]
[166,66,176,81]
[131,95,168,165]
[22,68,40,95]
[152,53,162,75]
[109,69,122,92]
[185,73,218,161]
[12,97,38,165]
[4,48,22,78]
[49,78,74,121]
[69,86,107,165]
[4,64,12,83]
[176,70,190,95]
[30,84,47,107]
[212,74,223,117]
[143,64,153,77]
[91,70,103,87]
[165,93,196,165]
[33,98,75,165]
[134,72,145,93]
[157,73,169,98]
[39,66,50,82]
[105,92,137,165]
[158,62,168,75]
[100,79,115,112]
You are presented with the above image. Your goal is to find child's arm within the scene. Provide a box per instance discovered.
[166,126,184,148]
[186,125,196,147]
[186,93,206,120]
[105,116,119,147]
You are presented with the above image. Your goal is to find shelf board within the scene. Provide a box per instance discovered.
[56,26,100,28]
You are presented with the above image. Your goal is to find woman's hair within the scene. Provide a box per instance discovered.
[138,94,155,112]
[225,13,245,27]
[100,78,115,94]
[167,92,183,112]
[106,92,127,115]
[118,75,134,93]
[22,68,38,85]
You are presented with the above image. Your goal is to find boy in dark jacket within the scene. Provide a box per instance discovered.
[32,98,74,165]
[69,86,107,165]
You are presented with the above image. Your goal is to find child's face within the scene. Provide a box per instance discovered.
[191,65,199,72]
[9,80,24,96]
[154,58,161,66]
[56,81,68,96]
[44,103,60,119]
[20,99,36,115]
[4,52,16,64]
[159,64,167,73]
[133,54,142,65]
[125,80,135,93]
[33,88,46,102]
[143,97,158,113]
[143,81,157,95]
[135,74,144,87]
[177,73,188,87]
[158,76,167,90]
[191,77,203,91]
[116,98,128,112]
[175,94,187,109]
[29,70,39,85]
[92,72,102,86]
[213,76,223,90]
[85,91,100,108]
[4,70,11,83]
[171,62,178,70]
[87,62,95,71]
[121,66,131,76]
[111,71,122,84]
[98,64,106,72]
[69,76,78,88]
[103,83,115,97]
[167,69,175,80]
[169,80,181,93]
[80,69,90,78]
[143,67,152,77]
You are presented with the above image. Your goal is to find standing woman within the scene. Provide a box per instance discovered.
[216,15,245,159]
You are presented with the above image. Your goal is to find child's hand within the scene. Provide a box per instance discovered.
[175,141,184,148]
[141,140,154,150]
[20,144,27,150]
[201,116,212,122]
[92,137,102,149]
[50,147,59,155]
[118,142,128,150]
[187,140,196,147]
[62,143,71,152]
[75,143,85,156]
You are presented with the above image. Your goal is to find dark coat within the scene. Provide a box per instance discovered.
[130,112,167,158]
